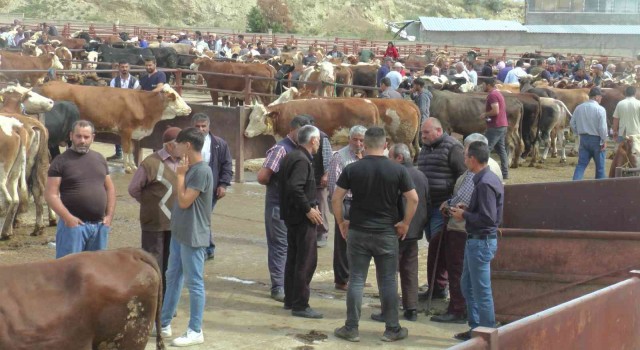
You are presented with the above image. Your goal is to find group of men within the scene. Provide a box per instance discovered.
[257,104,505,342]
[45,102,232,346]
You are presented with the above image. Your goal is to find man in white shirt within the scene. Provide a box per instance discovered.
[385,62,404,90]
[465,61,478,86]
[613,86,640,142]
[108,61,140,161]
[503,60,527,84]
[194,31,209,55]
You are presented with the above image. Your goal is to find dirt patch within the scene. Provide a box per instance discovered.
[294,330,328,344]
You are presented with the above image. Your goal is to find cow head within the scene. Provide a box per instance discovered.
[84,51,100,70]
[1,84,54,113]
[48,52,64,69]
[189,57,208,71]
[160,85,191,119]
[627,134,640,168]
[318,61,335,84]
[268,86,298,106]
[245,101,276,138]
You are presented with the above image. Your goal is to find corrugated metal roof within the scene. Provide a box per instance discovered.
[525,25,640,35]
[418,16,527,32]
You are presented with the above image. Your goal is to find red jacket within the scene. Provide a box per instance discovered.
[384,46,399,60]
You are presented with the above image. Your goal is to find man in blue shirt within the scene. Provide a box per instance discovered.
[449,141,504,341]
[140,58,167,92]
[570,87,608,180]
[377,57,392,87]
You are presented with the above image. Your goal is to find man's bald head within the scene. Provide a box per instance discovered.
[421,117,444,145]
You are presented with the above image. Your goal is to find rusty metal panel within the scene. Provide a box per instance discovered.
[502,177,640,232]
[494,278,640,350]
[448,337,488,350]
[492,228,640,320]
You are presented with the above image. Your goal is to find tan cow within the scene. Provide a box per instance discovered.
[0,51,64,86]
[0,248,165,350]
[0,115,26,239]
[41,81,191,173]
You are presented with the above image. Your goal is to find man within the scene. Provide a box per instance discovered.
[128,127,181,298]
[45,120,115,259]
[480,78,510,179]
[570,87,608,180]
[417,118,466,300]
[480,59,493,77]
[256,41,266,55]
[302,47,317,66]
[258,116,312,302]
[548,58,562,80]
[612,86,640,143]
[371,143,428,322]
[379,77,402,99]
[431,133,502,325]
[530,59,551,81]
[591,64,604,87]
[222,40,233,58]
[158,127,213,347]
[454,62,470,83]
[450,141,504,341]
[194,31,208,55]
[571,68,591,83]
[358,48,375,63]
[191,113,233,260]
[107,61,141,161]
[206,34,217,51]
[503,60,527,84]
[497,60,513,82]
[139,57,167,92]
[411,78,433,130]
[11,27,24,48]
[604,64,616,80]
[305,117,332,248]
[377,57,393,87]
[464,61,478,86]
[328,125,367,291]
[278,125,324,319]
[333,127,418,343]
[385,62,404,90]
[266,43,280,56]
[327,44,344,59]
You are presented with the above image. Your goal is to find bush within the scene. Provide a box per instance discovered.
[246,6,267,33]
[485,0,505,12]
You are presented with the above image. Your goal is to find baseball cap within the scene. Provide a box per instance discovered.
[393,62,403,68]
[163,127,181,143]
[547,57,556,64]
[588,87,602,97]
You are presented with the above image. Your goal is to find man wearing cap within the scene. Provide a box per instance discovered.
[591,64,604,87]
[497,60,513,82]
[547,58,561,80]
[377,57,393,86]
[385,62,404,90]
[128,127,182,299]
[604,64,616,80]
[570,87,608,180]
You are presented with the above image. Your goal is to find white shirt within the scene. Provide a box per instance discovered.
[201,133,211,163]
[467,69,478,85]
[503,67,527,84]
[385,70,403,90]
[613,97,640,137]
[195,40,209,54]
[109,75,141,89]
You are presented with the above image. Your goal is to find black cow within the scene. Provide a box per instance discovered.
[44,101,81,159]
[98,44,153,66]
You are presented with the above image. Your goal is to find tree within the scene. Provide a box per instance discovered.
[246,6,267,33]
[258,0,294,33]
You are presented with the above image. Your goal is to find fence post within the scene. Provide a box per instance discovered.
[112,24,117,35]
[472,327,498,350]
[615,167,622,177]
[244,75,252,105]
[175,69,183,96]
[235,107,246,183]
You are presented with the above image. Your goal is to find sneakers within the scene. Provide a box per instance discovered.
[270,289,285,302]
[291,307,323,319]
[334,325,360,342]
[454,330,472,341]
[150,324,172,337]
[370,312,385,322]
[381,327,408,342]
[403,309,418,321]
[171,328,204,347]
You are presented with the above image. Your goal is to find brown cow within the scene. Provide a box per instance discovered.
[0,50,64,86]
[609,135,640,177]
[60,38,86,59]
[41,81,191,173]
[54,46,72,70]
[0,115,26,239]
[349,64,379,97]
[190,59,276,106]
[0,248,165,350]
[245,98,380,141]
[334,65,353,97]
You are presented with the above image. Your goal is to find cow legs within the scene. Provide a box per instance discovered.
[29,155,49,236]
[121,137,137,174]
[1,149,25,239]
[557,127,567,163]
[550,129,558,158]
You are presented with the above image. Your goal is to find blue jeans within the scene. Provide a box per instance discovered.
[265,200,288,292]
[55,220,109,259]
[424,207,444,241]
[115,144,122,157]
[486,126,509,179]
[461,238,498,329]
[572,134,606,180]
[206,198,218,257]
[161,237,207,332]
[346,229,400,330]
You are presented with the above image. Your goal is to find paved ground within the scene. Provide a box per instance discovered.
[0,141,611,350]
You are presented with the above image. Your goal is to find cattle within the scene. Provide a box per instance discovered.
[79,50,100,70]
[548,88,589,112]
[190,59,276,106]
[59,38,86,58]
[609,135,640,177]
[54,46,72,70]
[148,42,193,55]
[529,98,572,166]
[41,81,191,173]
[299,61,335,97]
[0,248,165,350]
[245,98,380,142]
[42,101,80,159]
[429,88,524,168]
[0,89,53,235]
[334,65,353,97]
[0,84,54,114]
[0,51,63,86]
[97,44,154,67]
[149,47,179,82]
[0,115,26,239]
[349,64,378,97]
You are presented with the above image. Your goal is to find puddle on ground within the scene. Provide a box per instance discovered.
[295,330,327,344]
[217,276,257,284]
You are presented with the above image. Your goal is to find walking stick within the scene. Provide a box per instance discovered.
[425,222,447,316]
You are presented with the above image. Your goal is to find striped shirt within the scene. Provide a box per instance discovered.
[262,136,295,173]
[328,146,361,200]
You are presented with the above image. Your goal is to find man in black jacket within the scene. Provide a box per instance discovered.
[191,113,234,260]
[279,125,324,319]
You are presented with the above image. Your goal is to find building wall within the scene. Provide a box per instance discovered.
[526,12,640,24]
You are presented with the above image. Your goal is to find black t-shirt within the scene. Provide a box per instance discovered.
[336,156,414,233]
[139,71,167,91]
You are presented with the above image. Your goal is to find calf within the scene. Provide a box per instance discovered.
[609,135,640,177]
[0,115,26,239]
[0,248,165,350]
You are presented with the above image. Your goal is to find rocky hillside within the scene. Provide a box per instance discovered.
[1,0,523,38]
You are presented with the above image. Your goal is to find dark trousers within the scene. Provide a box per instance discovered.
[315,187,329,241]
[141,230,171,300]
[284,221,318,311]
[444,229,467,315]
[398,240,419,310]
[206,198,218,256]
[427,232,448,291]
[333,219,349,285]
